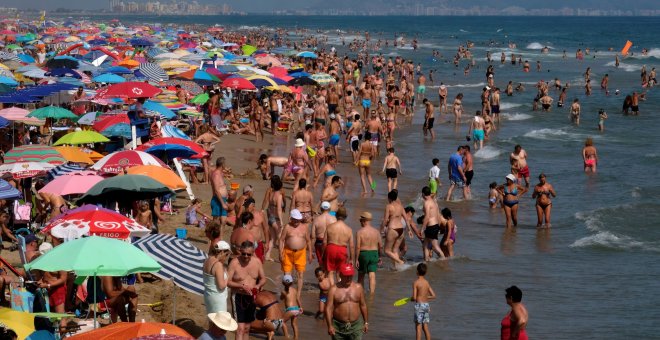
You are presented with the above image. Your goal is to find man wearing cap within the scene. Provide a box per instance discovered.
[279,209,312,299]
[323,207,354,285]
[355,211,381,293]
[326,263,368,339]
[328,113,341,158]
[227,241,266,340]
[199,311,238,340]
[234,185,253,218]
[312,201,337,264]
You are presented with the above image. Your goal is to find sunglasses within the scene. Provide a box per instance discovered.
[241,252,253,257]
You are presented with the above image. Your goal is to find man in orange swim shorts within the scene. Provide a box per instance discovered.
[279,209,312,297]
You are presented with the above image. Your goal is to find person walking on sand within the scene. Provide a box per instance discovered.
[210,157,230,233]
[312,201,337,263]
[412,263,436,340]
[279,209,312,300]
[323,207,354,285]
[531,174,556,228]
[227,241,266,340]
[325,264,369,340]
[582,137,598,173]
[501,286,529,340]
[382,147,402,192]
[356,211,381,293]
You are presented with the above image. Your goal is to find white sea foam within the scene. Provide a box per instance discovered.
[459,29,469,33]
[526,42,548,50]
[604,61,639,72]
[450,82,486,88]
[523,128,581,141]
[499,102,523,110]
[501,113,533,121]
[570,231,650,251]
[473,145,503,160]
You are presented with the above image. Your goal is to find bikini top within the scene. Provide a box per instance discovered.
[503,186,518,196]
[325,169,337,177]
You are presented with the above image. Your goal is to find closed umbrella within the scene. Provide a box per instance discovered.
[53,130,110,146]
[4,145,66,165]
[91,150,167,174]
[38,171,103,196]
[78,174,173,203]
[27,105,77,120]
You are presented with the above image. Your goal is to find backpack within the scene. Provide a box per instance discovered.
[13,200,32,224]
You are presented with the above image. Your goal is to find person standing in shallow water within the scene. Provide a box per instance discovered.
[582,137,598,173]
[501,286,529,340]
[531,174,556,228]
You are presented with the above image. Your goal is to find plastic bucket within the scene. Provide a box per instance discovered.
[230,182,240,190]
[175,228,187,239]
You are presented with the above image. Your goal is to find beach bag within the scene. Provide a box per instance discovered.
[13,200,32,224]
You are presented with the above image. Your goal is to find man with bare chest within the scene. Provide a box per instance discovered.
[323,207,354,285]
[325,264,368,339]
[279,209,312,299]
[227,241,266,340]
[312,201,337,264]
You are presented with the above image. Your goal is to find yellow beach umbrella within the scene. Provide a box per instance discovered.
[54,146,94,164]
[0,308,35,339]
[158,59,191,69]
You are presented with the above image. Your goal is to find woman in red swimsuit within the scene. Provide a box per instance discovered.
[501,285,529,340]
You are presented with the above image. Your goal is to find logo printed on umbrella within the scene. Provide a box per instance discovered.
[132,87,143,95]
[118,158,130,167]
[93,221,123,230]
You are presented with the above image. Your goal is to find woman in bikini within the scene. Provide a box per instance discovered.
[266,177,285,261]
[381,190,406,266]
[195,126,221,183]
[356,136,375,194]
[497,174,528,229]
[453,93,464,125]
[314,154,337,188]
[531,174,556,228]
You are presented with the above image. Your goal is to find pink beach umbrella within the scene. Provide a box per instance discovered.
[38,171,104,196]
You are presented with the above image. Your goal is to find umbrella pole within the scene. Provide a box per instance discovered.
[93,274,97,329]
[172,277,176,325]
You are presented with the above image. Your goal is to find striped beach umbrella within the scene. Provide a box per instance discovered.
[91,150,167,174]
[138,63,168,82]
[0,179,22,200]
[4,145,66,165]
[311,72,337,86]
[133,233,206,296]
[47,163,87,181]
[0,51,21,62]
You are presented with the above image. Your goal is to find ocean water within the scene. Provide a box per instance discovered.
[105,15,660,338]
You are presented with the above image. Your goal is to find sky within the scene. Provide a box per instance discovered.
[4,0,660,12]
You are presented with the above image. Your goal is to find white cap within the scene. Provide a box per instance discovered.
[290,209,303,220]
[321,201,331,210]
[329,113,336,119]
[505,174,516,182]
[214,240,231,251]
[38,242,53,255]
[295,138,305,147]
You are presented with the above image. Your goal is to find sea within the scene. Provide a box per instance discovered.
[95,15,660,338]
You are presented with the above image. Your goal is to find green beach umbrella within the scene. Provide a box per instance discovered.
[241,44,257,56]
[24,235,161,276]
[78,174,173,203]
[190,92,209,105]
[53,130,110,146]
[27,105,77,120]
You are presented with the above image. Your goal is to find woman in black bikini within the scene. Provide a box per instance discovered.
[382,190,406,266]
[531,174,556,228]
[497,174,528,228]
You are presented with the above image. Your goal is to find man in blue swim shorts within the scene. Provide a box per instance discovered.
[467,111,486,150]
[210,157,230,230]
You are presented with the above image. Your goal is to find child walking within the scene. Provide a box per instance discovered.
[412,263,436,340]
[281,274,302,340]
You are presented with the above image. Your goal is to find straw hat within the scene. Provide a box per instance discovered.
[208,311,238,331]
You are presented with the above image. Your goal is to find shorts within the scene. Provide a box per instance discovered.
[424,117,434,129]
[385,168,397,179]
[281,247,307,273]
[351,139,359,152]
[429,179,438,194]
[332,318,363,340]
[542,103,551,110]
[329,134,340,146]
[234,293,256,323]
[424,224,440,240]
[211,196,228,217]
[49,284,67,307]
[255,241,265,263]
[315,239,324,263]
[328,103,338,114]
[315,118,326,126]
[450,178,465,188]
[362,99,371,108]
[417,85,426,94]
[325,243,348,272]
[491,104,500,114]
[270,110,279,124]
[358,250,379,274]
[631,105,639,112]
[518,166,530,178]
[465,170,474,186]
[414,302,430,324]
[584,159,596,167]
[473,129,484,141]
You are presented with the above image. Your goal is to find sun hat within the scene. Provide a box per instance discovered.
[359,211,372,220]
[207,311,238,331]
[295,138,305,147]
[505,174,516,182]
[290,209,303,220]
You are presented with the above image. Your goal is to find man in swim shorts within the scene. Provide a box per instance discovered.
[467,111,486,150]
[355,211,381,293]
[323,207,354,285]
[510,144,530,187]
[279,209,312,297]
[211,157,230,232]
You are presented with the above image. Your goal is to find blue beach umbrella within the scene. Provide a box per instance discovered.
[0,76,18,86]
[0,179,22,200]
[105,66,133,75]
[92,73,125,84]
[143,144,196,160]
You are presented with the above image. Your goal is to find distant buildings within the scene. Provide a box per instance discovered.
[108,0,236,15]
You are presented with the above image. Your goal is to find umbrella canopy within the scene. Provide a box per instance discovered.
[91,150,167,174]
[139,63,168,82]
[92,113,130,132]
[97,81,162,99]
[221,77,255,90]
[0,308,35,340]
[92,73,125,84]
[41,205,151,240]
[189,92,208,104]
[67,322,193,340]
[78,174,173,203]
[125,165,186,190]
[287,76,318,86]
[0,178,21,200]
[311,72,337,85]
[27,105,77,120]
[24,236,161,276]
[133,335,194,340]
[297,51,318,58]
[0,161,56,179]
[53,146,96,164]
[136,137,208,159]
[4,145,66,165]
[141,144,196,160]
[133,233,206,296]
[105,66,133,75]
[158,59,191,70]
[39,171,103,196]
[46,163,87,181]
[53,130,110,145]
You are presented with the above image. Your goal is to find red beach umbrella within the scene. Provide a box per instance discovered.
[221,77,255,90]
[96,81,162,99]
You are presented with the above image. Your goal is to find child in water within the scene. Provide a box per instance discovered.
[281,275,302,340]
[412,263,436,340]
[314,267,331,320]
[489,182,502,209]
[598,109,608,132]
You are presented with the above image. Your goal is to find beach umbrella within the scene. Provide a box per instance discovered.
[140,143,196,160]
[0,84,14,94]
[215,65,238,73]
[77,112,101,125]
[96,81,162,99]
[100,122,131,138]
[92,73,125,84]
[137,137,207,159]
[297,51,318,59]
[158,59,191,70]
[27,106,77,120]
[53,146,95,164]
[241,44,257,56]
[0,51,21,62]
[0,308,35,340]
[92,113,130,132]
[0,179,22,200]
[0,115,10,128]
[105,66,133,75]
[78,174,173,203]
[288,76,318,86]
[139,63,168,82]
[0,161,57,179]
[129,38,154,47]
[153,52,181,60]
[53,130,110,145]
[133,233,206,296]
[124,165,186,190]
[45,58,78,70]
[22,68,48,78]
[45,68,81,79]
[66,322,193,340]
[189,92,208,104]
[91,150,167,174]
[221,77,255,90]
[46,163,87,181]
[246,75,278,88]
[4,145,66,165]
[311,72,337,85]
[0,107,29,121]
[41,206,151,240]
[38,171,103,196]
[255,55,282,67]
[117,59,140,68]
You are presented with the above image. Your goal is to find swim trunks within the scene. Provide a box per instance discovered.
[332,318,364,340]
[357,250,379,274]
[473,129,485,141]
[315,239,324,263]
[491,104,500,113]
[329,134,340,146]
[518,166,530,178]
[429,179,438,194]
[417,85,426,94]
[424,117,434,129]
[270,110,279,125]
[328,103,338,114]
[281,247,307,273]
[465,170,474,186]
[584,159,596,167]
[450,178,465,188]
[385,168,397,179]
[542,103,550,110]
[325,243,348,272]
[362,99,371,108]
[211,196,228,217]
[424,224,441,240]
[414,302,430,324]
[234,293,256,323]
[48,284,66,307]
[350,136,359,152]
[255,241,265,263]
